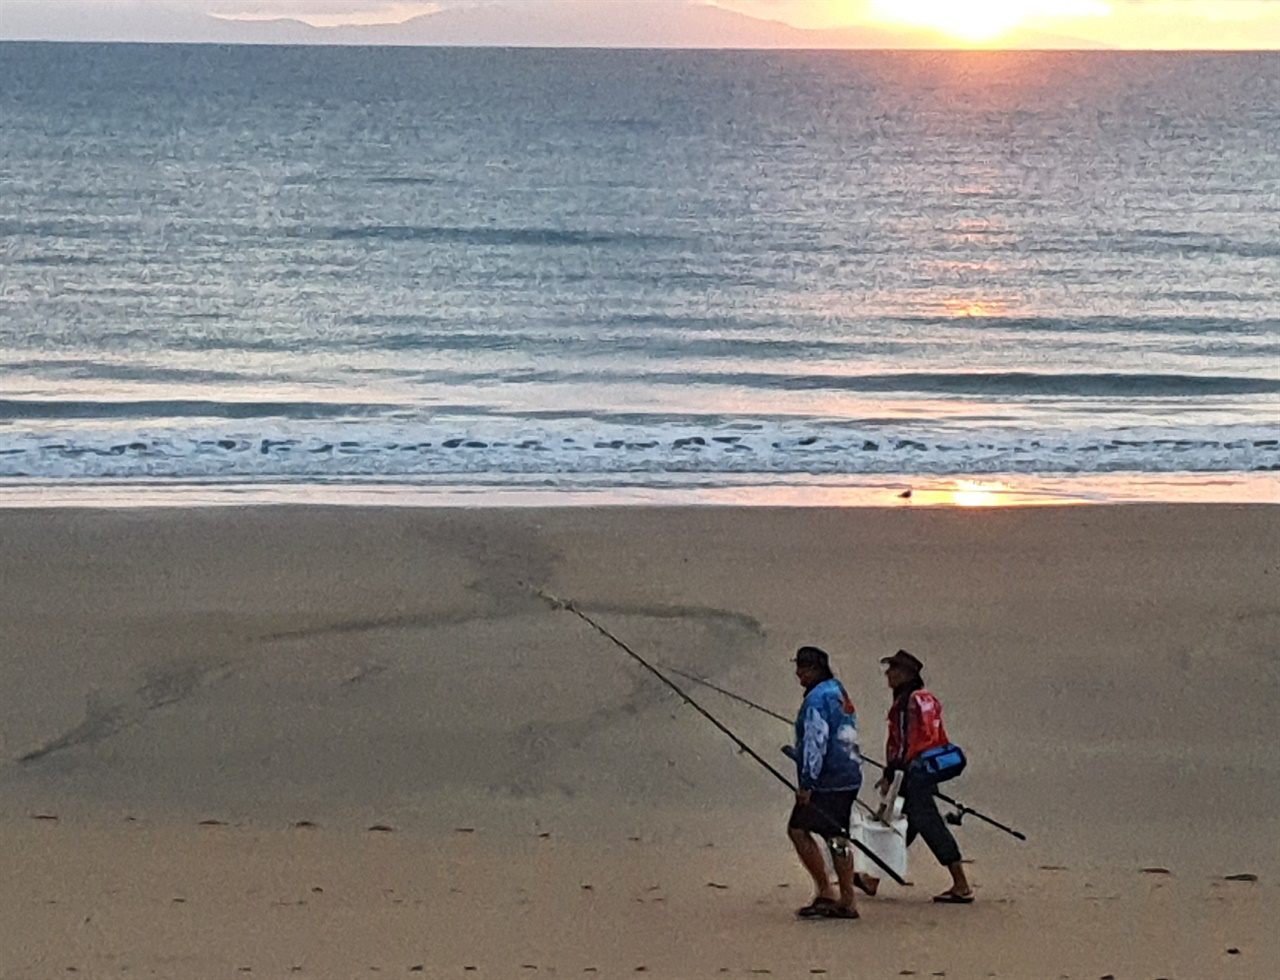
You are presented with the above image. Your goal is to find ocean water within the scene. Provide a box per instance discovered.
[1,44,1278,503]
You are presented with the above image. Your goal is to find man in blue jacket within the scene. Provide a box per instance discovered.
[783,645,862,920]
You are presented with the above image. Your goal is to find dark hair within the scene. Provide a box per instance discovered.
[794,645,834,682]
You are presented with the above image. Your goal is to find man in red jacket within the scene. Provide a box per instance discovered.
[873,649,974,903]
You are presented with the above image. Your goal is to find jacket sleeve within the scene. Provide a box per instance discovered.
[883,697,909,781]
[798,704,830,790]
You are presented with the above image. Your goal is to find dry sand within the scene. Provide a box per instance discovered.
[0,504,1276,979]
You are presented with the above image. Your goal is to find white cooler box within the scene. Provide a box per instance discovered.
[851,797,909,880]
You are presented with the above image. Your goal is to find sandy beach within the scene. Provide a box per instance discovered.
[1,503,1276,979]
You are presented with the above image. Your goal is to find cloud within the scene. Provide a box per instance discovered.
[207,2,444,28]
[866,0,1111,41]
[1119,0,1280,22]
[711,0,1113,35]
[1085,0,1280,47]
[2,0,1276,46]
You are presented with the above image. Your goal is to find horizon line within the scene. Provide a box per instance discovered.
[3,39,1276,53]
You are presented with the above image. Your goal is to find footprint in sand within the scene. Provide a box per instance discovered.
[1139,867,1171,875]
[367,824,394,833]
[1224,873,1257,882]
[198,819,227,827]
[33,813,59,821]
[292,820,318,829]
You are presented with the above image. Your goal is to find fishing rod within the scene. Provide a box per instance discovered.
[666,665,1027,842]
[658,667,905,824]
[667,666,792,725]
[536,589,908,886]
[661,666,896,824]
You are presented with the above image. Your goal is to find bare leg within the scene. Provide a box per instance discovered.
[788,828,836,902]
[831,845,858,912]
[947,861,972,897]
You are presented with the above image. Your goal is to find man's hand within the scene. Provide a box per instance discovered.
[795,788,812,807]
[875,777,890,795]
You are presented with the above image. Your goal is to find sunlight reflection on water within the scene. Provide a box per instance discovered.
[0,473,1274,509]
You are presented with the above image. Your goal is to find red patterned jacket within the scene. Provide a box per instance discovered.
[884,682,950,777]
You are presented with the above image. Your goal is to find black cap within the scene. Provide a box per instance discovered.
[880,649,924,674]
[793,646,830,671]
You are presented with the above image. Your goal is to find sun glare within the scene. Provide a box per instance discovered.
[950,480,1011,507]
[869,0,1110,43]
[942,298,1010,318]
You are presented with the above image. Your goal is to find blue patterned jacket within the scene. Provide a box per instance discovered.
[786,678,863,793]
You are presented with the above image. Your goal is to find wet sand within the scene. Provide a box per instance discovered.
[1,504,1276,978]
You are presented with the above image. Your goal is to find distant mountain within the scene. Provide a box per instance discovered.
[300,2,924,48]
[1,0,1112,49]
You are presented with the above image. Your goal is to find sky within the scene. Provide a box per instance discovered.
[1,0,1279,48]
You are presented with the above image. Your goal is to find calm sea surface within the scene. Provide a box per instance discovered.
[1,45,1277,501]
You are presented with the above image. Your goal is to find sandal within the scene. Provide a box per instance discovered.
[932,890,974,904]
[796,897,838,918]
[818,903,860,919]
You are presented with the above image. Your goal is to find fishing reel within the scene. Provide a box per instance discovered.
[944,807,968,827]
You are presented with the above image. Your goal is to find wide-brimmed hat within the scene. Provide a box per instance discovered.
[880,649,924,674]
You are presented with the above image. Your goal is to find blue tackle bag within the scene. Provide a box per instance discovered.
[912,743,967,783]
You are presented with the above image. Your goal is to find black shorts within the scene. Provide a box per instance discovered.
[788,789,856,838]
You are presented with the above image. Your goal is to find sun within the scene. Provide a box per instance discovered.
[868,0,1110,43]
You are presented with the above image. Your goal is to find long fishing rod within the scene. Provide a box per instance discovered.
[667,666,792,725]
[658,667,902,824]
[536,589,908,886]
[666,665,1026,842]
